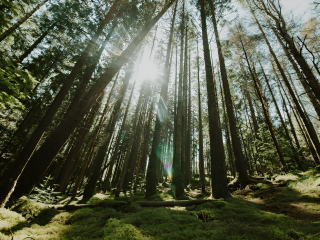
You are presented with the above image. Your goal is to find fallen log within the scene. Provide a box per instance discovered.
[48,199,217,211]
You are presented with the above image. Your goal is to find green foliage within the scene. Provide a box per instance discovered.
[29,175,62,204]
[0,60,37,110]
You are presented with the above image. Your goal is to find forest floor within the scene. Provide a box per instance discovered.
[1,169,320,240]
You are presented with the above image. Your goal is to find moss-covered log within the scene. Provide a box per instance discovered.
[48,199,218,210]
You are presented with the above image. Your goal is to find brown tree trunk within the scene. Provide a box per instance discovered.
[181,21,188,185]
[82,66,135,200]
[115,83,146,197]
[171,1,185,199]
[209,0,249,184]
[0,1,176,207]
[262,62,303,169]
[0,0,49,42]
[196,41,205,193]
[239,58,260,139]
[252,0,320,101]
[19,18,60,62]
[185,48,191,186]
[271,25,320,120]
[200,0,230,198]
[145,1,178,198]
[240,39,286,168]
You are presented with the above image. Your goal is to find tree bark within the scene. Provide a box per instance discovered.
[271,25,320,121]
[0,0,176,207]
[0,0,49,42]
[82,66,135,200]
[209,0,249,184]
[200,0,230,198]
[115,83,145,197]
[19,18,60,62]
[240,39,286,168]
[262,62,303,169]
[239,58,260,139]
[196,41,205,193]
[252,0,320,102]
[0,3,119,204]
[145,1,178,198]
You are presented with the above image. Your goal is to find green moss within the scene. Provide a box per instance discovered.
[147,194,163,201]
[11,196,49,220]
[104,218,151,239]
[121,203,143,213]
[0,208,26,232]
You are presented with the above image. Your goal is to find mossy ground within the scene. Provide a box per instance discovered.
[1,170,320,240]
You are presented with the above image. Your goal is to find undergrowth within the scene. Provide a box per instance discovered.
[0,169,319,239]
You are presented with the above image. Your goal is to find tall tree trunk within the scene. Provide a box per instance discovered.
[115,83,146,197]
[253,0,320,101]
[209,0,249,184]
[19,18,60,62]
[196,41,205,193]
[57,78,117,193]
[0,4,119,201]
[200,0,230,198]
[271,25,320,120]
[261,62,303,169]
[185,48,191,186]
[145,1,178,198]
[0,0,176,207]
[240,39,286,168]
[239,58,259,138]
[101,86,133,192]
[249,8,320,163]
[171,0,185,199]
[0,0,50,42]
[82,66,135,201]
[181,19,188,186]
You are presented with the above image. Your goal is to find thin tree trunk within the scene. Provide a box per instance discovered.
[254,0,320,101]
[185,48,191,186]
[271,25,320,120]
[239,58,260,138]
[261,62,303,169]
[196,41,205,193]
[0,0,49,42]
[145,1,178,198]
[115,83,145,197]
[181,20,188,185]
[240,39,286,168]
[19,18,60,62]
[81,67,135,200]
[0,0,176,207]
